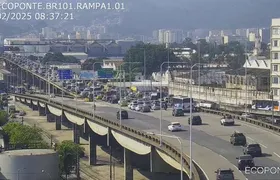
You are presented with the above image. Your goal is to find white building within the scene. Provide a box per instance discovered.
[158,29,166,44]
[271,18,280,96]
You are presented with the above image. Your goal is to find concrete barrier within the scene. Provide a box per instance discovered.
[13,93,201,180]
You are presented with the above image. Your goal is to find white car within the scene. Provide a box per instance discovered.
[135,104,143,111]
[168,122,183,132]
[130,102,138,110]
[241,113,252,118]
[220,115,235,126]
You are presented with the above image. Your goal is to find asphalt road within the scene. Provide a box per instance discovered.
[34,95,280,180]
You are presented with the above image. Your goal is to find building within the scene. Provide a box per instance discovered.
[236,28,247,37]
[207,35,223,45]
[116,39,142,55]
[248,33,256,42]
[0,149,59,180]
[158,29,166,44]
[209,30,221,37]
[271,18,280,97]
[102,58,123,70]
[223,35,247,44]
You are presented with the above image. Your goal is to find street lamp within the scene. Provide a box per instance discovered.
[159,61,188,146]
[189,63,206,179]
[147,132,183,180]
[92,62,102,119]
[41,169,52,179]
[17,168,26,180]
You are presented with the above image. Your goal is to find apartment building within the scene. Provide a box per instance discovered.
[271,18,280,96]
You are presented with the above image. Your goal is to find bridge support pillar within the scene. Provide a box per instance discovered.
[55,116,61,130]
[150,146,178,173]
[61,111,71,129]
[38,106,46,116]
[47,114,53,122]
[73,123,80,144]
[89,131,97,165]
[124,148,133,180]
[32,104,38,111]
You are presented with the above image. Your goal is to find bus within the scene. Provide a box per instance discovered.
[172,96,194,111]
[251,100,280,111]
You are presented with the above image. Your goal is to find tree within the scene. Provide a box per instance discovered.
[123,44,180,77]
[41,52,80,64]
[81,58,104,71]
[2,122,48,148]
[0,111,8,126]
[57,140,85,177]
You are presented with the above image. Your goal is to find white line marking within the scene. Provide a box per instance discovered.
[233,165,239,170]
[274,152,280,158]
[247,137,254,141]
[219,154,228,161]
[259,143,267,148]
[193,159,210,180]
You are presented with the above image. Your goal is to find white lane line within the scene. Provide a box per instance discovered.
[219,154,228,161]
[193,159,210,180]
[233,165,239,170]
[274,152,280,158]
[259,143,267,148]
[247,136,254,141]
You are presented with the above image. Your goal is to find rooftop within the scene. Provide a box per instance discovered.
[0,149,56,156]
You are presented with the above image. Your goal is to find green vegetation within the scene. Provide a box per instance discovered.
[123,44,180,78]
[0,111,8,126]
[2,122,48,148]
[41,52,80,65]
[81,58,104,71]
[57,140,85,177]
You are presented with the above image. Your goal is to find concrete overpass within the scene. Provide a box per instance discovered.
[3,55,280,179]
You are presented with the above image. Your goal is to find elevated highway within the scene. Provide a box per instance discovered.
[14,93,202,180]
[20,94,280,180]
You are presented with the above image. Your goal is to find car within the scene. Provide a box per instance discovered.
[230,132,247,146]
[151,101,160,110]
[220,115,235,126]
[130,102,138,110]
[241,113,253,118]
[188,115,202,125]
[168,122,183,132]
[18,110,26,116]
[117,110,128,119]
[215,169,234,180]
[243,144,262,157]
[236,155,255,170]
[135,103,144,111]
[141,106,151,113]
[172,108,184,116]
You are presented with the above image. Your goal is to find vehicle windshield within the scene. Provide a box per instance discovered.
[172,123,181,126]
[248,144,260,148]
[219,171,234,180]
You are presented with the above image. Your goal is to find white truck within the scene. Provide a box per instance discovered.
[220,115,235,126]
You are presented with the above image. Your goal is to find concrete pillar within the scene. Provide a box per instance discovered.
[124,148,133,180]
[47,114,53,122]
[73,124,80,144]
[32,104,38,111]
[38,106,46,116]
[89,131,97,165]
[55,116,61,130]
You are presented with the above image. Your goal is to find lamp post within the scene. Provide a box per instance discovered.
[147,132,183,180]
[92,62,103,119]
[41,169,52,180]
[45,62,51,102]
[189,63,206,179]
[159,62,188,146]
[17,168,26,180]
[118,62,141,128]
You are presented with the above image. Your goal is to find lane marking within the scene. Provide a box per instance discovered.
[193,159,210,180]
[247,137,254,141]
[219,155,228,161]
[233,165,239,170]
[259,143,267,148]
[274,152,280,158]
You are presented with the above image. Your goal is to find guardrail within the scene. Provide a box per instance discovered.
[13,93,201,180]
[200,108,280,134]
[1,57,76,97]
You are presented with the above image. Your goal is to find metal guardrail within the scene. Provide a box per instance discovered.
[13,93,201,180]
[1,57,76,97]
[200,108,280,134]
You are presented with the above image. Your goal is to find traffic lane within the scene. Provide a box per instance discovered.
[86,106,278,180]
[48,98,246,179]
[43,97,278,179]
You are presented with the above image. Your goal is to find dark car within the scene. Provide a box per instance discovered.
[230,132,246,146]
[172,108,184,116]
[215,169,234,180]
[236,155,255,170]
[188,115,202,125]
[117,110,128,119]
[243,144,262,157]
